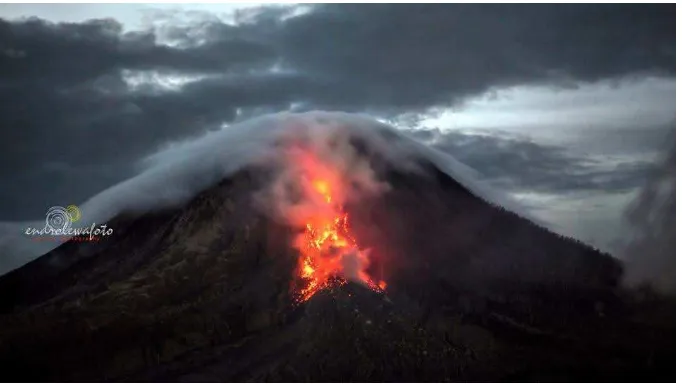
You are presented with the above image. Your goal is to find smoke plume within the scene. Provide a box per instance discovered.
[621,131,675,293]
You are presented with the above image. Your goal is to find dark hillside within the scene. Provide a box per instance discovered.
[0,164,673,382]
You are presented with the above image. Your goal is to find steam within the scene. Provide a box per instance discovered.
[341,250,372,283]
[0,111,531,275]
[620,132,675,293]
[255,119,390,222]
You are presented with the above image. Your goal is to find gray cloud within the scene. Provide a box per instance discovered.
[269,4,673,110]
[406,128,658,194]
[620,133,675,292]
[0,4,674,221]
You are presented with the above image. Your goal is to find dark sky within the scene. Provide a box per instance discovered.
[0,3,675,253]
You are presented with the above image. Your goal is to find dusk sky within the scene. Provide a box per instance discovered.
[0,3,675,257]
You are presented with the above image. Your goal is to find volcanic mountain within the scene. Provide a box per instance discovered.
[0,113,674,382]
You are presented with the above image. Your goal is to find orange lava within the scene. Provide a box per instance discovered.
[289,150,386,303]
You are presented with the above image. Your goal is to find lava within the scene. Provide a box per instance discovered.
[288,149,386,303]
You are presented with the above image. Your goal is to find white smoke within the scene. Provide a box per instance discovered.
[253,118,390,223]
[0,111,534,275]
[340,250,372,283]
[620,133,675,293]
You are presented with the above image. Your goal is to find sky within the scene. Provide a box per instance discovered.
[0,4,675,261]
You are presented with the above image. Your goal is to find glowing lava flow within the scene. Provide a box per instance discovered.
[290,153,386,304]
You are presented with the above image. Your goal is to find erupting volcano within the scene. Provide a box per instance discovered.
[286,148,386,303]
[0,112,672,382]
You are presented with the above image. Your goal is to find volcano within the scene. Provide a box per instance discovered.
[0,113,674,382]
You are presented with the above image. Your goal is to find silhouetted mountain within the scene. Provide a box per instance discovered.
[0,159,674,382]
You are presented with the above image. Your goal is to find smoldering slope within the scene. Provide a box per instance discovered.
[0,111,534,275]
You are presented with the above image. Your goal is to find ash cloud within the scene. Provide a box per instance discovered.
[340,250,372,284]
[254,119,391,224]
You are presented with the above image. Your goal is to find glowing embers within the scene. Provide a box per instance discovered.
[288,151,386,304]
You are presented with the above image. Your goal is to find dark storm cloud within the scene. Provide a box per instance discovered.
[0,4,674,220]
[0,16,279,220]
[406,128,658,194]
[264,3,674,110]
[0,17,277,85]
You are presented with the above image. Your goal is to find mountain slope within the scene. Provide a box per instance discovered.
[0,160,674,382]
